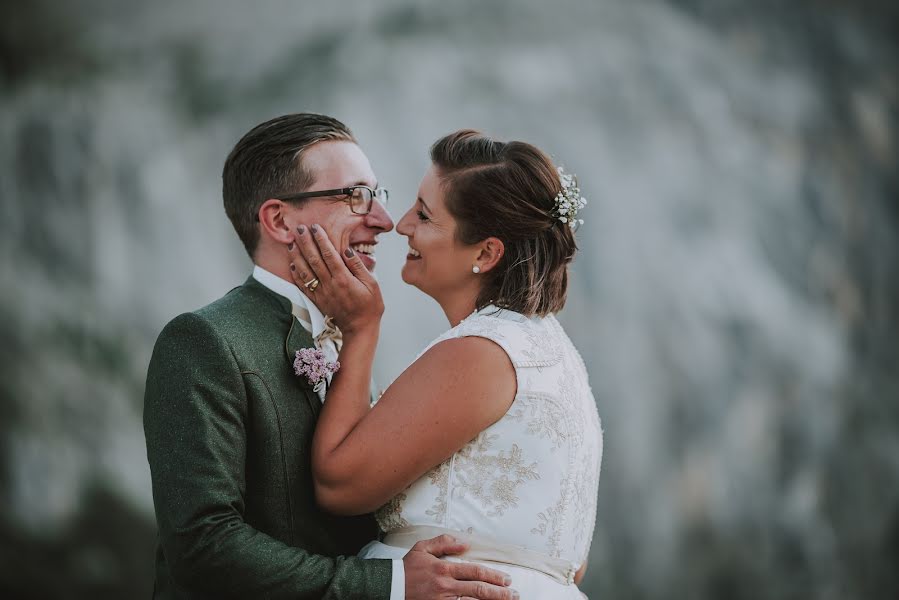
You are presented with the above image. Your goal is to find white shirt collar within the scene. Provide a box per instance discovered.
[252,265,327,339]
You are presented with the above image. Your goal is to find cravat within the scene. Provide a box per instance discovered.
[292,305,342,349]
[317,315,344,351]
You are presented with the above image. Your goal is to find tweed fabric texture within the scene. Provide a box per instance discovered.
[144,276,391,599]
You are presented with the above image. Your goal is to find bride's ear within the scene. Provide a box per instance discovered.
[257,199,295,244]
[474,237,505,274]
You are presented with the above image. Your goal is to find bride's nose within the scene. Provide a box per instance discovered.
[396,208,415,237]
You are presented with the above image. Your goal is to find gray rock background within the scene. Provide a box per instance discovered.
[1,0,896,598]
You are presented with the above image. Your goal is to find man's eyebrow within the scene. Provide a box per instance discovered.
[350,180,377,188]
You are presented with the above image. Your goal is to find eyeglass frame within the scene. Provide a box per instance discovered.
[275,185,388,216]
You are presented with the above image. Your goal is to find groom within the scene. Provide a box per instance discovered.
[143,113,515,599]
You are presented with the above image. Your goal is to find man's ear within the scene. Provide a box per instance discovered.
[474,237,505,274]
[257,199,295,244]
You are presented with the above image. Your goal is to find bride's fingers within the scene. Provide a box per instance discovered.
[287,235,318,296]
[342,246,379,290]
[295,225,332,280]
[308,223,349,278]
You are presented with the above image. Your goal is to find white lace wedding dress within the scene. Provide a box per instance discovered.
[359,306,603,598]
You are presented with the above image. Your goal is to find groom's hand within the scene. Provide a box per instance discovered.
[403,535,518,600]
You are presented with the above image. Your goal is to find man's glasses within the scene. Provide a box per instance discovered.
[278,185,389,215]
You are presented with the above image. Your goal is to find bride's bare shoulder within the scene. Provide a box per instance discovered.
[395,335,517,419]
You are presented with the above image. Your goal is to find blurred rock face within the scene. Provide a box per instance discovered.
[1,1,896,598]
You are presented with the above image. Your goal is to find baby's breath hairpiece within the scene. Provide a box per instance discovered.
[553,166,587,229]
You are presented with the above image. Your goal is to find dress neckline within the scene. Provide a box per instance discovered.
[460,304,535,325]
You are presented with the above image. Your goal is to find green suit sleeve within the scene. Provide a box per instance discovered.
[143,312,392,599]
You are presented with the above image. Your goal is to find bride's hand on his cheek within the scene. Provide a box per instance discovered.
[287,224,384,334]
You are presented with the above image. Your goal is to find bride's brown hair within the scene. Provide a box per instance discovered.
[430,129,578,317]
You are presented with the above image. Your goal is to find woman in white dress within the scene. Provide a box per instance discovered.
[287,130,602,599]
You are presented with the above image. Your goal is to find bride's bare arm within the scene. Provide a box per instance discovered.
[316,333,515,514]
[287,225,516,515]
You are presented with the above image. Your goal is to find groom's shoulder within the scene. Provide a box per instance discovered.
[156,281,276,344]
[146,285,266,390]
[194,282,256,322]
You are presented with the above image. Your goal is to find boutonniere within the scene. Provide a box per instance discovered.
[294,348,340,392]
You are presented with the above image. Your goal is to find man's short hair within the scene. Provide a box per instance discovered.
[222,113,356,257]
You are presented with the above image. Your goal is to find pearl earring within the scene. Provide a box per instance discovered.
[472,265,481,274]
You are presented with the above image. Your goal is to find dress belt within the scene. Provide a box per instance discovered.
[382,525,578,585]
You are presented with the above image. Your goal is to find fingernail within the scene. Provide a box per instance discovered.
[287,242,294,251]
[289,263,295,271]
[296,225,306,235]
[344,247,355,258]
[310,224,319,233]
[512,592,520,599]
[503,576,512,586]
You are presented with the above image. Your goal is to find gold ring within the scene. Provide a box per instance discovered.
[304,278,320,292]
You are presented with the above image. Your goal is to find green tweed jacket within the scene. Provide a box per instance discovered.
[143,276,392,599]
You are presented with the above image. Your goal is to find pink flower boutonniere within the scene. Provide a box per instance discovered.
[293,348,340,391]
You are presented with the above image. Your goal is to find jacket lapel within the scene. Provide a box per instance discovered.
[286,315,322,419]
[242,275,322,419]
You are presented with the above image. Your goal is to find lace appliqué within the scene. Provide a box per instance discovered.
[454,433,541,517]
[375,492,410,532]
[508,393,569,451]
[571,447,601,553]
[532,491,566,557]
[424,458,452,523]
[455,313,506,344]
[519,319,562,365]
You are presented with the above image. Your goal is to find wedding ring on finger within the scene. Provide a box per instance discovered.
[304,278,320,292]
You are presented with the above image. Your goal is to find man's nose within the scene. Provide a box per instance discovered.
[366,199,395,232]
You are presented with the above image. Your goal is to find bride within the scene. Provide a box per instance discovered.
[287,129,602,599]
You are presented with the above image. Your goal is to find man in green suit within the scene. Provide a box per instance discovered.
[143,114,515,599]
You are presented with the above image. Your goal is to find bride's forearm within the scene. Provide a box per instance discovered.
[311,324,379,492]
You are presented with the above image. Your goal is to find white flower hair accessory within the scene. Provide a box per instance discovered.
[553,166,587,229]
